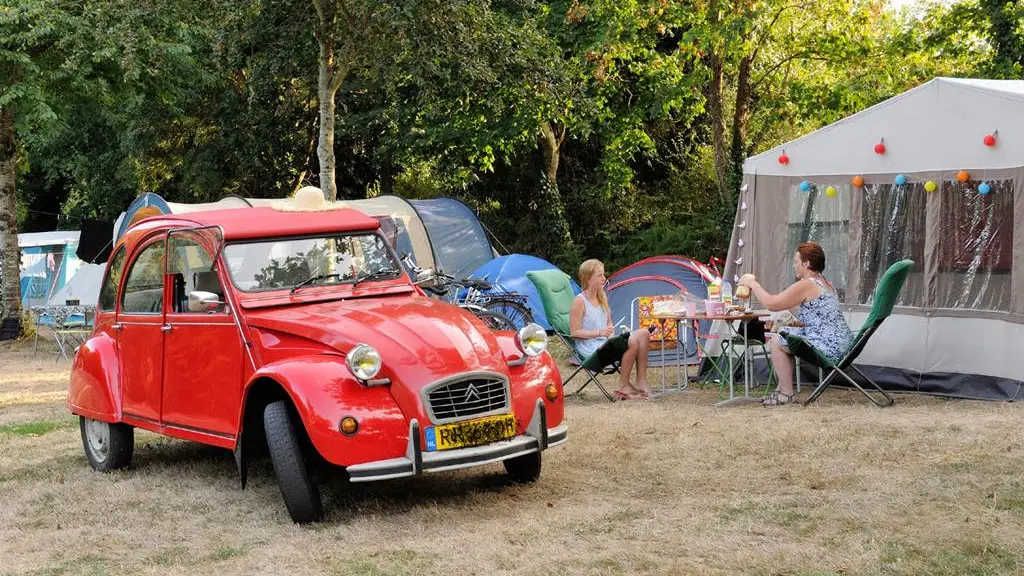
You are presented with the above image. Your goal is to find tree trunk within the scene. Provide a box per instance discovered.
[539,121,561,186]
[535,121,572,257]
[706,52,730,203]
[0,107,22,320]
[728,55,753,202]
[316,31,338,202]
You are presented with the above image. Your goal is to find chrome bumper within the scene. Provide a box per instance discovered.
[346,400,566,483]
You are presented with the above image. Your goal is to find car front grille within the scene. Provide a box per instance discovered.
[426,373,509,423]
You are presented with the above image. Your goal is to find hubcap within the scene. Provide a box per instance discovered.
[85,419,110,461]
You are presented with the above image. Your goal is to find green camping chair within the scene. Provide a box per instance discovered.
[526,269,622,402]
[781,259,914,407]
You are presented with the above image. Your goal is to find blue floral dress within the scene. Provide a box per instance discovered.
[777,277,853,363]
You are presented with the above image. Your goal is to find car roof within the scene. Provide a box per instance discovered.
[123,206,382,244]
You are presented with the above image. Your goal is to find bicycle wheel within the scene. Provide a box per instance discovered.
[482,298,534,329]
[472,309,517,331]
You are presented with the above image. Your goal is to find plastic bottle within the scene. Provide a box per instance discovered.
[707,280,721,302]
[722,280,733,306]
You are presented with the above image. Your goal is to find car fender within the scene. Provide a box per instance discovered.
[245,354,408,467]
[493,333,565,430]
[67,332,122,422]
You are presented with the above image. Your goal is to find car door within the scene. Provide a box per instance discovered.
[117,238,167,425]
[161,229,244,439]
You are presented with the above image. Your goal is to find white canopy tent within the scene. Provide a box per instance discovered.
[727,77,1024,399]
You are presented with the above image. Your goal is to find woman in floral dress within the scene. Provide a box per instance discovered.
[738,242,853,406]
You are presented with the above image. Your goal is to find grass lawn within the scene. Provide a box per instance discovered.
[1,338,1023,575]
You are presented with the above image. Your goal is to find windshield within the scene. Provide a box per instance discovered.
[223,233,401,292]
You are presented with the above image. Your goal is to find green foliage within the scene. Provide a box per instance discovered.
[2,0,1006,275]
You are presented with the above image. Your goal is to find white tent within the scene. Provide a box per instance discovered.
[47,263,105,307]
[14,231,83,309]
[728,77,1024,399]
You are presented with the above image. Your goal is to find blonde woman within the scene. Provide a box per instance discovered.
[570,259,651,399]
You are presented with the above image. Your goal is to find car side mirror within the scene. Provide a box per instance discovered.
[188,290,223,312]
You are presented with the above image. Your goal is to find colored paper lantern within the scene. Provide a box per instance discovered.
[924,180,937,192]
[852,175,864,187]
[778,153,789,165]
[956,170,970,183]
[894,174,907,186]
[979,182,991,195]
[825,186,837,197]
[874,140,886,155]
[983,133,997,147]
[799,180,811,192]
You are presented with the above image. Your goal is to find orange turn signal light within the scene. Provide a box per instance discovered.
[545,384,559,402]
[340,416,359,436]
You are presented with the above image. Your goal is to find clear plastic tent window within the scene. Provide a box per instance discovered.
[858,183,926,306]
[937,179,1014,311]
[787,183,850,300]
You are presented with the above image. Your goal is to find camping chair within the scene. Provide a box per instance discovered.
[781,259,914,407]
[526,269,621,402]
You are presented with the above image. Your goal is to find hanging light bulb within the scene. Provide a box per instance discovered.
[741,201,748,210]
[738,239,745,248]
[736,221,747,229]
[734,257,743,266]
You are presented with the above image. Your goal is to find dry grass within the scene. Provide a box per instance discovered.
[1,339,1023,575]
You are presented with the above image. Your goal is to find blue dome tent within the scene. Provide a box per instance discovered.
[606,256,720,365]
[469,254,581,331]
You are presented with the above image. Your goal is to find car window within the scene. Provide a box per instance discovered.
[98,247,127,312]
[121,241,166,314]
[167,235,226,314]
[223,233,399,292]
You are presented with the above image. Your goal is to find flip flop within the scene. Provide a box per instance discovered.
[762,391,796,406]
[613,390,638,401]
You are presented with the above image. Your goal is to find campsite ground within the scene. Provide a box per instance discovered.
[2,339,1023,576]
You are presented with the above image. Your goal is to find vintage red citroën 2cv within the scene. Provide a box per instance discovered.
[68,191,566,523]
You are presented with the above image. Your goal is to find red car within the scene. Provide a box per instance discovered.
[68,203,566,523]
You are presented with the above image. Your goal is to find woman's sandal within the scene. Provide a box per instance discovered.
[613,389,639,401]
[762,391,797,406]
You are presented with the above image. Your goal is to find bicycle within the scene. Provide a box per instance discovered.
[402,255,534,331]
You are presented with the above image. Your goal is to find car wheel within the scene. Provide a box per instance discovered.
[263,400,323,524]
[503,450,542,483]
[80,416,134,471]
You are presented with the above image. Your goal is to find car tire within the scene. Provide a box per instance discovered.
[503,450,542,483]
[263,400,323,524]
[80,416,134,471]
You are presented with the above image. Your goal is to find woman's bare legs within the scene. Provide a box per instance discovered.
[617,338,639,396]
[770,336,796,397]
[631,330,651,396]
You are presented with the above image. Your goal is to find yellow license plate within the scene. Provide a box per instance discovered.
[425,414,518,452]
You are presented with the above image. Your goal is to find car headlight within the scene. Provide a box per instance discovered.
[346,343,381,380]
[517,323,548,357]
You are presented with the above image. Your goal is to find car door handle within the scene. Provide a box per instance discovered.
[112,323,123,331]
[161,324,173,332]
